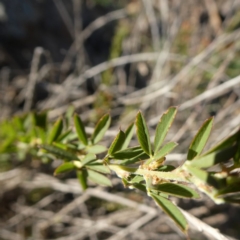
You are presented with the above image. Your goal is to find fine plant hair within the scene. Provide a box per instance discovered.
[0,106,240,238]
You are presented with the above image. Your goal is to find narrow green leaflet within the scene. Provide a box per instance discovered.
[186,165,218,188]
[216,183,240,197]
[121,123,135,150]
[54,162,75,175]
[112,146,144,160]
[108,130,125,155]
[65,105,75,128]
[130,175,144,184]
[152,183,200,199]
[154,142,178,160]
[88,169,112,187]
[41,144,79,161]
[157,165,176,172]
[151,193,188,232]
[187,117,213,160]
[121,152,149,165]
[87,145,107,154]
[190,145,237,169]
[57,129,72,142]
[81,153,97,166]
[203,130,240,156]
[32,112,47,130]
[234,136,240,164]
[77,169,88,190]
[87,164,111,174]
[135,112,152,156]
[154,107,177,154]
[74,114,88,145]
[48,118,63,144]
[91,114,111,144]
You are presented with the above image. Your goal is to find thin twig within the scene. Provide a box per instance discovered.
[23,47,43,112]
[142,0,160,52]
[53,0,74,38]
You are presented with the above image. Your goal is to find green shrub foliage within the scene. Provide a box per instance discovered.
[0,107,240,233]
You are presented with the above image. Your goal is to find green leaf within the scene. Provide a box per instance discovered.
[187,117,213,160]
[152,183,200,199]
[122,123,135,149]
[135,112,152,156]
[154,142,178,160]
[190,145,237,169]
[87,169,112,187]
[203,129,240,155]
[57,129,72,142]
[154,107,177,153]
[87,145,107,154]
[108,130,125,155]
[216,183,240,197]
[77,169,88,190]
[48,118,64,144]
[74,114,88,145]
[112,146,144,159]
[65,105,75,128]
[87,164,111,174]
[130,175,144,183]
[186,165,218,188]
[54,162,75,175]
[81,153,97,166]
[156,165,176,172]
[91,114,111,144]
[40,144,79,161]
[121,152,149,165]
[221,191,240,203]
[32,112,47,130]
[151,193,188,231]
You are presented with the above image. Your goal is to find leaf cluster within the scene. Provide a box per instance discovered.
[0,106,239,234]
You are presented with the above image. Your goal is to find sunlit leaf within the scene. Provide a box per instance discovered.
[151,193,188,231]
[54,162,75,175]
[77,169,88,190]
[87,145,107,154]
[57,129,72,142]
[157,165,176,172]
[190,145,237,168]
[203,129,240,155]
[81,153,97,166]
[74,114,88,145]
[154,107,177,154]
[88,169,112,187]
[154,142,178,160]
[186,165,218,188]
[32,112,47,130]
[121,152,149,165]
[136,112,152,156]
[87,164,111,174]
[65,105,75,128]
[130,175,144,183]
[152,183,200,199]
[91,114,111,144]
[122,123,134,149]
[108,130,125,155]
[41,144,78,161]
[48,118,63,144]
[112,146,144,159]
[187,118,213,160]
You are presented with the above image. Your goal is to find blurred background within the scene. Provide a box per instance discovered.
[0,0,240,239]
